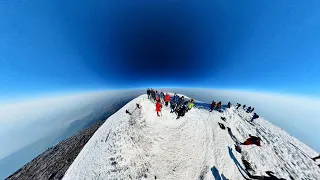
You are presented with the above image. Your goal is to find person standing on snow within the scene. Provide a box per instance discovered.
[150,89,156,102]
[170,93,179,113]
[236,103,241,110]
[243,104,246,109]
[164,93,170,107]
[170,100,176,113]
[251,113,259,122]
[156,100,162,117]
[210,101,216,112]
[160,91,164,102]
[155,91,160,102]
[215,101,222,110]
[147,88,151,99]
[187,99,195,111]
[172,93,179,104]
[228,102,231,108]
[175,96,185,111]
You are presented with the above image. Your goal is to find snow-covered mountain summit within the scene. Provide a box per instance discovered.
[63,94,320,179]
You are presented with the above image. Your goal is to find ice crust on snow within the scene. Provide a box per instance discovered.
[64,94,320,180]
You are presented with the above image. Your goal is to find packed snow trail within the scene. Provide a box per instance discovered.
[64,95,320,180]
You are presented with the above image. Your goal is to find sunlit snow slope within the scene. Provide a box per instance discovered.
[64,95,320,180]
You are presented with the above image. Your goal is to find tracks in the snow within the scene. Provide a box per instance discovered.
[144,106,211,180]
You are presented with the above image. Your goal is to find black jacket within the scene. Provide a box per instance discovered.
[151,90,156,98]
[177,98,185,108]
[177,105,187,116]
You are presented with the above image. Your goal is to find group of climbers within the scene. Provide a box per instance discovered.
[148,89,264,165]
[147,89,273,174]
[235,103,258,121]
[210,101,222,112]
[236,103,255,113]
[246,106,255,113]
[147,89,195,118]
[147,89,259,121]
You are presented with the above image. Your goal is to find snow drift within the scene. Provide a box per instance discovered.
[64,94,320,179]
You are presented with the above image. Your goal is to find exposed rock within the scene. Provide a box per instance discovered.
[6,119,105,180]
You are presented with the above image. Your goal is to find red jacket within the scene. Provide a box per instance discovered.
[243,136,261,146]
[164,94,170,102]
[156,102,162,112]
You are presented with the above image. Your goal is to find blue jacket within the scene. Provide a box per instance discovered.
[172,95,179,104]
[176,98,185,108]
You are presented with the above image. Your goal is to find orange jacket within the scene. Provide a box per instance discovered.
[164,94,170,102]
[156,102,162,112]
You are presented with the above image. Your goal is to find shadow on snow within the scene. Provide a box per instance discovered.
[211,166,229,180]
[228,146,286,180]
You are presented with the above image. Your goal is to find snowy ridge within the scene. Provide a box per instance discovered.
[64,95,320,180]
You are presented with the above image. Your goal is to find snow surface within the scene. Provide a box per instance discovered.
[64,94,320,180]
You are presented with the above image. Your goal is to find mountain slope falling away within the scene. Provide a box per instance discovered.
[64,95,320,180]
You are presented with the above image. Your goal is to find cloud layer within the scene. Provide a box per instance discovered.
[0,90,143,159]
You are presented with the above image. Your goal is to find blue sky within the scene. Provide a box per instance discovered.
[1,0,320,99]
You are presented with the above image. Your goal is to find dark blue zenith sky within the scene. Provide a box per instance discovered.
[1,0,320,98]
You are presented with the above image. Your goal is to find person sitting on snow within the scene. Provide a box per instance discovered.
[250,107,255,113]
[251,113,259,122]
[176,103,187,119]
[210,101,216,112]
[227,102,231,108]
[156,100,162,117]
[241,135,262,146]
[312,154,320,161]
[235,134,262,152]
[164,93,171,107]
